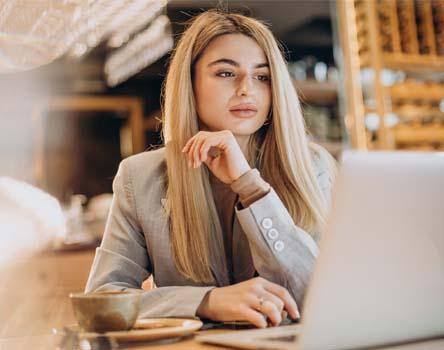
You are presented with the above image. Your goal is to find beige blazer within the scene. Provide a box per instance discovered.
[85,145,333,319]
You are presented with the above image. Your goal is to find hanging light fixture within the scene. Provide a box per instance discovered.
[0,0,172,83]
[107,0,165,48]
[104,14,173,86]
[0,0,88,73]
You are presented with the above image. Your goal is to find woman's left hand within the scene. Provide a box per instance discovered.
[181,130,251,184]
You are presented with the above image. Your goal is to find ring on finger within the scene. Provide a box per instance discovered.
[257,296,267,322]
[258,296,265,308]
[258,297,275,312]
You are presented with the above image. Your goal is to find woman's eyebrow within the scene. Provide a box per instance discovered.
[207,58,269,68]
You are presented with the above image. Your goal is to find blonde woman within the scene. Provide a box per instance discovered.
[86,10,335,328]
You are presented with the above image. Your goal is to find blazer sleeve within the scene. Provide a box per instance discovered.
[234,147,335,306]
[85,159,214,318]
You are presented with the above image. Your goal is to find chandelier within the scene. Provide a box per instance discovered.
[0,0,172,85]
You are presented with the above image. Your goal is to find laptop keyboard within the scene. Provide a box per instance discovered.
[259,334,298,343]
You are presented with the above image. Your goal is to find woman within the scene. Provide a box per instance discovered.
[86,10,335,328]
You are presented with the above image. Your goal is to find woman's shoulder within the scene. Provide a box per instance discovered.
[122,146,165,167]
[308,142,337,177]
[118,146,167,186]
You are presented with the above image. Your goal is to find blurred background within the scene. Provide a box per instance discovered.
[0,0,343,206]
[0,0,443,347]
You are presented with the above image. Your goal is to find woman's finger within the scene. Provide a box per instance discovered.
[193,135,206,167]
[249,295,282,327]
[199,139,212,163]
[199,138,220,164]
[260,300,282,327]
[182,131,228,166]
[182,136,195,154]
[187,136,200,168]
[260,291,284,314]
[202,153,215,168]
[182,137,197,167]
[239,306,267,328]
[263,281,300,320]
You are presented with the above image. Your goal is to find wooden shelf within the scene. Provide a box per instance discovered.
[393,107,444,120]
[393,125,444,144]
[382,53,444,72]
[390,82,444,101]
[338,0,444,150]
[294,80,338,105]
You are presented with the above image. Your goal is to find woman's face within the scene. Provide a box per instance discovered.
[193,34,272,137]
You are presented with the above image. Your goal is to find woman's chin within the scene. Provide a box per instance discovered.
[222,121,265,136]
[232,126,264,137]
[203,120,264,137]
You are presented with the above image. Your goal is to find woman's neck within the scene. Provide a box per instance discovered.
[235,134,250,155]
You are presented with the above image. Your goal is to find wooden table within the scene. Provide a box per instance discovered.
[0,249,231,350]
[0,331,232,350]
[1,249,443,350]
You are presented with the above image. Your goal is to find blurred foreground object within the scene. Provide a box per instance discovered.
[0,176,66,266]
[0,177,96,349]
[335,0,444,151]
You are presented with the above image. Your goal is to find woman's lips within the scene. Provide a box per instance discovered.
[229,104,258,118]
[230,109,257,118]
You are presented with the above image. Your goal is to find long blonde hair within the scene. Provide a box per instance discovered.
[162,10,334,284]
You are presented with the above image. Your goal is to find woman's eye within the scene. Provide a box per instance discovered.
[257,75,270,82]
[217,71,235,78]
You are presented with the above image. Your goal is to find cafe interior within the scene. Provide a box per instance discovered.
[0,0,443,349]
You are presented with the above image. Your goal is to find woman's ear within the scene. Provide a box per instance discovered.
[263,109,272,125]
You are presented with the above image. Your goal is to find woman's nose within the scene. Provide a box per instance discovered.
[236,75,253,97]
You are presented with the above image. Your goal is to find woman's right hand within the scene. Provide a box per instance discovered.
[196,277,300,328]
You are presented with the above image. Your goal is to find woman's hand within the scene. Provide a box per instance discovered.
[181,130,251,184]
[196,277,300,328]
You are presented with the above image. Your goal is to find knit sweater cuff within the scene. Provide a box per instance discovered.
[230,169,270,207]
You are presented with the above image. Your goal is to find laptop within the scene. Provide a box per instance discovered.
[197,151,444,350]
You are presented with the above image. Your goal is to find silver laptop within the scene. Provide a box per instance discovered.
[197,151,444,350]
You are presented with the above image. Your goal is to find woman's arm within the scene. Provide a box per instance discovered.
[232,147,334,306]
[85,158,214,318]
[182,130,334,314]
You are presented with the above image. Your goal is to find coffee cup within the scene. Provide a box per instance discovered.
[70,291,141,333]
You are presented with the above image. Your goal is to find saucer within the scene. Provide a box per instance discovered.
[79,318,203,342]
